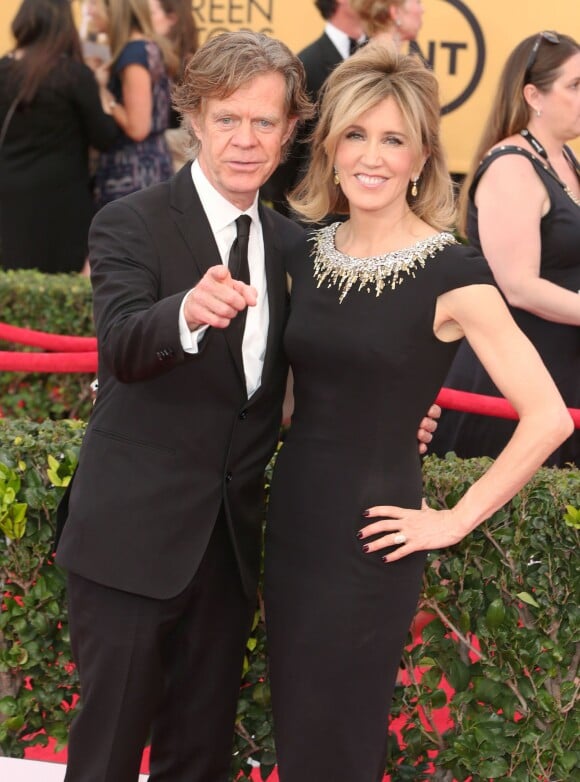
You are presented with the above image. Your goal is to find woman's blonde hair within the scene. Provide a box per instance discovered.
[350,0,403,37]
[105,0,175,70]
[289,41,455,230]
[457,31,579,235]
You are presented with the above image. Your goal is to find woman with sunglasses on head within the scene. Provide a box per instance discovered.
[434,32,580,467]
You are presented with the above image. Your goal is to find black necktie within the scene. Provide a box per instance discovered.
[227,215,252,347]
[228,215,251,285]
[349,37,367,56]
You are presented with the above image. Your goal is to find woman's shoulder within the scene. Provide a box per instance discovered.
[432,240,496,292]
[115,39,151,70]
[470,139,550,202]
[476,137,549,178]
[59,56,97,82]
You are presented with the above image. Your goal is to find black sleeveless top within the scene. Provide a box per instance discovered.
[435,145,580,467]
[467,145,580,292]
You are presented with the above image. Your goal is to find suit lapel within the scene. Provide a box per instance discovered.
[320,32,344,73]
[169,164,221,278]
[169,165,247,384]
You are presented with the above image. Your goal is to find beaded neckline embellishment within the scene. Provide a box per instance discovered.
[311,223,457,302]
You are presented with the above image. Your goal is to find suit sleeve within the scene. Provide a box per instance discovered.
[89,198,192,383]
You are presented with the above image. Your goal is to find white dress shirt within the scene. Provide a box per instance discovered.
[324,22,366,61]
[179,159,269,398]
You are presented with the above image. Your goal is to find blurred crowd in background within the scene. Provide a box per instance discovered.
[0,0,198,275]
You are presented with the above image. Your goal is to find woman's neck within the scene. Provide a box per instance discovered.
[336,206,434,257]
[521,121,579,188]
[372,29,402,51]
[524,120,566,162]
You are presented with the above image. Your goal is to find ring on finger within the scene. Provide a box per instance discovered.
[393,533,407,545]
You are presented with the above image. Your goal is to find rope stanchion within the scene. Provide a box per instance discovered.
[436,387,580,429]
[0,319,578,428]
[0,351,97,373]
[0,323,97,352]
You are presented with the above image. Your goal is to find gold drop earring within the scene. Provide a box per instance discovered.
[333,168,340,185]
[411,178,419,198]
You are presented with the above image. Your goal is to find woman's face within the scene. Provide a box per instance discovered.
[333,96,423,217]
[149,0,177,37]
[537,51,580,142]
[396,0,424,42]
[85,0,109,35]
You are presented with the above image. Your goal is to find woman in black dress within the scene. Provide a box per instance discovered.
[0,0,118,273]
[434,32,580,466]
[264,43,573,782]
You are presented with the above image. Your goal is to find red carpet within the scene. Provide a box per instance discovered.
[24,613,459,780]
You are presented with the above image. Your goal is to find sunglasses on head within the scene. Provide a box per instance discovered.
[523,31,560,85]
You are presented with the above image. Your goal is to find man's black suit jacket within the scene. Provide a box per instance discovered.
[262,32,343,215]
[56,164,304,601]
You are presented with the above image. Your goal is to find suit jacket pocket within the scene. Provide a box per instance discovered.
[92,426,177,455]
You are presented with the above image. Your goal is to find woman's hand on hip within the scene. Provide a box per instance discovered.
[357,501,465,562]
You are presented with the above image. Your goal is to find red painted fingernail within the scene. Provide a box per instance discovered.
[356,531,364,539]
[362,544,370,553]
[382,555,389,563]
[362,509,370,517]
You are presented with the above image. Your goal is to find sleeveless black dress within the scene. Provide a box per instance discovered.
[264,226,494,782]
[434,147,580,466]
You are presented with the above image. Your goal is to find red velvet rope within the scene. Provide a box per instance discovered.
[0,351,97,373]
[0,322,97,352]
[435,387,580,428]
[0,323,578,427]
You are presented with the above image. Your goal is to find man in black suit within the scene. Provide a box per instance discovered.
[55,31,312,782]
[262,0,366,215]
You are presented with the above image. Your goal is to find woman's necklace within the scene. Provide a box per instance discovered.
[520,128,580,208]
[311,223,457,302]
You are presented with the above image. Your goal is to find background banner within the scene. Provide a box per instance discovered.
[1,0,579,171]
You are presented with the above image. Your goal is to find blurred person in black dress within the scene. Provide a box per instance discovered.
[0,0,118,273]
[434,33,580,467]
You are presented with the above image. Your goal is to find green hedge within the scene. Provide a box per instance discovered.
[0,271,94,421]
[0,418,578,780]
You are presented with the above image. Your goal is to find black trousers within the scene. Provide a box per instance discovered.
[64,512,255,782]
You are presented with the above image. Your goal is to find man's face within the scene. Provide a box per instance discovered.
[190,72,297,210]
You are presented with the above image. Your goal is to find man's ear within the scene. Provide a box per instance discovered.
[189,112,202,139]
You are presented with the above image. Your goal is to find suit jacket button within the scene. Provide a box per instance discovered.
[239,409,248,420]
[225,472,233,482]
[156,348,175,362]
